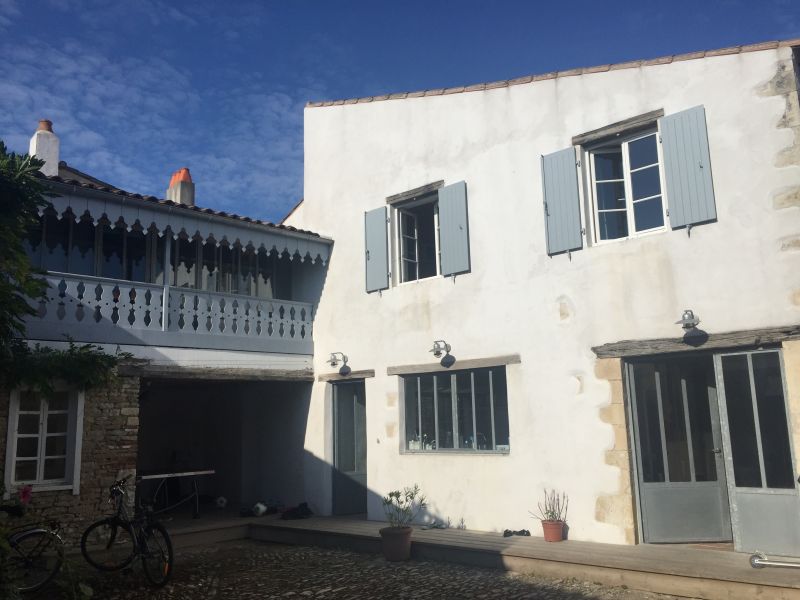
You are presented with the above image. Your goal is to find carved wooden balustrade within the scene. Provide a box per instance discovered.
[24,273,315,354]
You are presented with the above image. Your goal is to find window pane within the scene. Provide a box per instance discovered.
[174,238,197,288]
[335,389,355,473]
[474,370,493,450]
[417,203,437,279]
[20,391,40,412]
[149,231,165,285]
[633,197,664,232]
[43,214,69,272]
[47,413,69,434]
[126,229,147,282]
[16,437,39,458]
[402,235,417,261]
[401,212,416,236]
[23,217,44,267]
[598,212,628,240]
[402,259,417,282]
[492,369,510,448]
[240,247,256,296]
[752,353,794,489]
[722,355,762,488]
[456,373,474,448]
[43,458,66,480]
[420,375,436,450]
[596,182,627,211]
[70,218,96,276]
[594,151,623,180]
[18,414,40,435]
[48,392,69,412]
[436,375,454,449]
[256,249,274,299]
[628,134,659,170]
[404,377,420,449]
[633,363,665,483]
[631,165,661,200]
[15,460,38,482]
[354,391,366,473]
[684,358,718,482]
[201,242,218,291]
[663,366,691,482]
[102,224,125,279]
[45,435,67,457]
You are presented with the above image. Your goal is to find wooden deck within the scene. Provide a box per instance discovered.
[168,514,800,600]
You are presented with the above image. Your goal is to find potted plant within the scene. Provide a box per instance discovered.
[530,489,568,542]
[380,485,426,561]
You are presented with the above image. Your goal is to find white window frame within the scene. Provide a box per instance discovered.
[3,387,85,498]
[392,195,441,285]
[587,129,669,245]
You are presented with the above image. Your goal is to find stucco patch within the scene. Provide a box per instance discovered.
[385,422,396,438]
[557,295,575,322]
[757,59,798,97]
[792,290,800,306]
[778,90,800,129]
[386,391,397,408]
[773,186,800,209]
[776,129,800,168]
[780,235,800,251]
[782,341,800,476]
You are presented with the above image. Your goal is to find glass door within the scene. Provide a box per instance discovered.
[332,381,367,515]
[715,350,800,555]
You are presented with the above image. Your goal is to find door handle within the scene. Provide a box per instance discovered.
[712,448,722,454]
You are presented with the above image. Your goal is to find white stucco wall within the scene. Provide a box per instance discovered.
[289,47,800,543]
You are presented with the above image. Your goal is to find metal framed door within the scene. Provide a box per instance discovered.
[714,349,800,555]
[627,356,732,543]
[332,381,367,515]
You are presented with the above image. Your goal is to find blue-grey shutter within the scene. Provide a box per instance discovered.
[437,181,470,276]
[364,206,389,293]
[541,147,583,255]
[660,106,717,228]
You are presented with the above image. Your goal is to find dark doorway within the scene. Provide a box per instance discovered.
[332,381,367,515]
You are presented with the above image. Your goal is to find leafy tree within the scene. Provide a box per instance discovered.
[0,142,49,351]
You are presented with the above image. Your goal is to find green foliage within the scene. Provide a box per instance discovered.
[530,488,569,523]
[0,483,27,600]
[0,141,51,350]
[54,558,94,600]
[382,484,426,528]
[0,339,129,393]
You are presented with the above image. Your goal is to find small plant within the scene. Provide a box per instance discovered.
[530,489,568,523]
[382,485,426,528]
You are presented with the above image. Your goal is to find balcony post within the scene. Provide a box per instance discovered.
[161,234,171,332]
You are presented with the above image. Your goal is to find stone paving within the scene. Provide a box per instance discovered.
[47,540,688,599]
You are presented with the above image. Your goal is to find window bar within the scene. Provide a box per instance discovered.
[35,396,47,483]
[433,374,439,452]
[747,354,768,488]
[680,375,697,483]
[417,377,422,451]
[489,369,496,450]
[470,372,477,450]
[653,366,671,483]
[451,374,459,449]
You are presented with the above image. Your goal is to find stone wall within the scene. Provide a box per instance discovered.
[0,372,140,544]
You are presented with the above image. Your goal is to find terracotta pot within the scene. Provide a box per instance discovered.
[541,520,565,542]
[379,526,413,561]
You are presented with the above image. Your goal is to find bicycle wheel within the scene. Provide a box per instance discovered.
[140,522,173,587]
[7,529,64,593]
[80,517,136,571]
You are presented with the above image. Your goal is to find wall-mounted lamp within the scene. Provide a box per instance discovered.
[328,352,351,376]
[429,340,451,358]
[675,309,700,331]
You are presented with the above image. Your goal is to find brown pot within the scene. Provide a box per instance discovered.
[379,526,413,561]
[541,520,565,542]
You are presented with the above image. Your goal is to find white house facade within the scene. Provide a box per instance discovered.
[287,40,800,554]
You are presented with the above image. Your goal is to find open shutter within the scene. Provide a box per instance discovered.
[660,106,717,229]
[364,206,389,293]
[438,181,471,276]
[541,147,583,256]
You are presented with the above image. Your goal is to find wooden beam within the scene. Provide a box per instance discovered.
[572,109,664,147]
[317,369,376,382]
[387,354,521,376]
[592,324,800,358]
[386,180,444,205]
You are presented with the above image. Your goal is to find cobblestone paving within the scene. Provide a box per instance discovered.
[48,540,688,599]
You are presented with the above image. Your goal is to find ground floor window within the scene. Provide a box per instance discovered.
[3,388,84,494]
[402,367,509,453]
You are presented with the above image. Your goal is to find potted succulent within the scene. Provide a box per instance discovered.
[530,489,568,542]
[380,485,426,561]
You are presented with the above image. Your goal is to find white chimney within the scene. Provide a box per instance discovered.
[29,119,59,177]
[165,167,195,206]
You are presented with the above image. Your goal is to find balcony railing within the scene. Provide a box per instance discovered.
[23,272,314,354]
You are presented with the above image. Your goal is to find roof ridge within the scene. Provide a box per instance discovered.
[307,38,800,108]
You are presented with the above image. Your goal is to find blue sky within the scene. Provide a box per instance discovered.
[1,1,798,222]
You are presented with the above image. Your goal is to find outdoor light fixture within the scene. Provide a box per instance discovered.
[328,352,348,367]
[429,340,451,358]
[675,309,701,331]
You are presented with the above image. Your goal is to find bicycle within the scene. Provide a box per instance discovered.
[80,475,173,587]
[1,503,65,594]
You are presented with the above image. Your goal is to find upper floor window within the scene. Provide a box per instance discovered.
[541,106,717,256]
[589,131,666,243]
[364,181,470,293]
